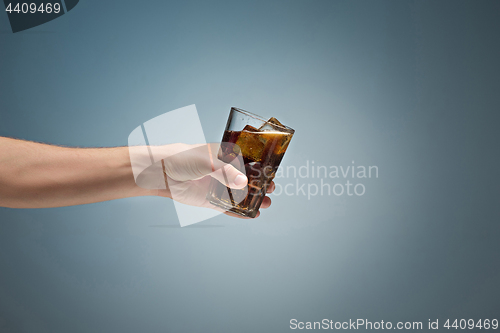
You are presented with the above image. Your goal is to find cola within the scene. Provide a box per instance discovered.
[207,108,294,218]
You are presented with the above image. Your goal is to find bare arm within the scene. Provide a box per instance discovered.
[0,137,157,208]
[0,137,274,218]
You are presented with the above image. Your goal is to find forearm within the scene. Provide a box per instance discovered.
[0,137,158,208]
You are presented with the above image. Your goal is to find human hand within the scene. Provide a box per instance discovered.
[133,143,275,219]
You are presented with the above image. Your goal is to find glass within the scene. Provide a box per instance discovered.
[207,107,295,218]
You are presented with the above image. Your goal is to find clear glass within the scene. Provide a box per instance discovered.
[207,107,295,218]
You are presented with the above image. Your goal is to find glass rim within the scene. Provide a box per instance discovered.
[230,107,295,133]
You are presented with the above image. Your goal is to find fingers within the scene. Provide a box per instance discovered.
[267,181,275,193]
[260,196,272,209]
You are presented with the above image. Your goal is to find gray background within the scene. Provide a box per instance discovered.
[1,0,499,332]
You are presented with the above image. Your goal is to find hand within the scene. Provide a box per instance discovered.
[137,143,275,219]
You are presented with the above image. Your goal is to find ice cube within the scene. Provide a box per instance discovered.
[258,123,275,132]
[242,124,259,132]
[234,125,268,161]
[258,117,281,132]
[268,117,284,127]
[258,117,294,134]
[275,132,293,155]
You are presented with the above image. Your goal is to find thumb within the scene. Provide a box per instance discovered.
[200,143,248,189]
[162,143,248,189]
[210,163,248,189]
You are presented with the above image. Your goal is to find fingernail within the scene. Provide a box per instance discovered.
[234,174,247,187]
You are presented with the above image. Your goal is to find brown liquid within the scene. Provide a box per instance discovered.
[208,126,293,218]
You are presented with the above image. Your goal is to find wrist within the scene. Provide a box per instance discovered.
[118,146,172,199]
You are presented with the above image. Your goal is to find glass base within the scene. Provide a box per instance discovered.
[208,197,259,219]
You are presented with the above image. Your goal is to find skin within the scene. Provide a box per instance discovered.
[0,137,274,219]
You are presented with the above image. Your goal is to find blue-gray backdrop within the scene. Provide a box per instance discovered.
[0,0,499,332]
